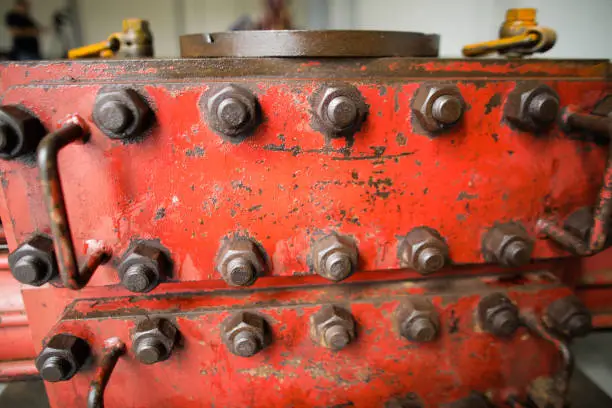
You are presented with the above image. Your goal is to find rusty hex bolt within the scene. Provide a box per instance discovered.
[207,85,261,139]
[311,233,358,282]
[311,305,356,350]
[315,85,368,137]
[8,235,58,286]
[478,293,520,337]
[117,242,171,293]
[504,84,560,131]
[399,227,449,274]
[131,318,177,364]
[482,222,534,267]
[93,88,152,139]
[546,296,592,338]
[396,299,439,342]
[216,238,266,286]
[0,105,46,160]
[412,84,465,133]
[35,333,90,382]
[222,312,267,357]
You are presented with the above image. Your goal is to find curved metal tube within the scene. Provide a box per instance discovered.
[87,338,125,408]
[522,312,573,406]
[537,111,612,256]
[37,123,111,289]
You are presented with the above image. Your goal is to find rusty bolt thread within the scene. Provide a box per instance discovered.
[324,325,352,350]
[122,263,158,293]
[415,247,446,274]
[431,94,463,125]
[13,254,47,285]
[323,252,353,281]
[217,98,250,130]
[478,294,520,337]
[134,337,168,364]
[546,297,593,338]
[489,309,519,337]
[232,330,262,357]
[226,257,256,286]
[326,96,358,130]
[97,101,134,133]
[528,93,559,124]
[502,240,531,267]
[40,355,71,382]
[402,317,438,343]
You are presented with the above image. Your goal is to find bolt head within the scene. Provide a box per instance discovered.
[311,305,356,350]
[118,242,170,293]
[311,233,358,282]
[0,105,46,159]
[396,300,439,343]
[546,296,592,338]
[8,235,57,286]
[400,227,448,274]
[216,239,266,286]
[206,85,261,139]
[482,222,533,267]
[478,293,519,337]
[131,318,177,364]
[222,312,266,357]
[93,88,152,139]
[412,84,464,133]
[315,85,368,137]
[35,334,90,382]
[504,84,560,131]
[97,101,134,133]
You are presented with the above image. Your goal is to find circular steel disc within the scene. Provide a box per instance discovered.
[180,30,439,58]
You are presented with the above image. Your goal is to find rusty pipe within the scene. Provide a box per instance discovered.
[0,360,39,381]
[537,111,612,255]
[37,122,111,289]
[87,338,125,408]
[522,313,573,405]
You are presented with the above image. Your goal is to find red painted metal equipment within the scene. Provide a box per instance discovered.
[0,30,611,407]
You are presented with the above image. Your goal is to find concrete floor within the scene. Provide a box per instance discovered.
[0,332,611,407]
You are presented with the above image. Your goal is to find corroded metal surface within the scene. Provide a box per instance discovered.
[0,55,611,405]
[180,30,439,58]
[33,274,572,407]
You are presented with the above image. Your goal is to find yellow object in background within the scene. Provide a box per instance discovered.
[68,19,153,59]
[462,8,556,58]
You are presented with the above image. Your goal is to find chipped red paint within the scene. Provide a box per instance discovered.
[32,273,570,407]
[0,57,611,404]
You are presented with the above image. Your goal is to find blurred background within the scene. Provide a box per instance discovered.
[0,0,611,60]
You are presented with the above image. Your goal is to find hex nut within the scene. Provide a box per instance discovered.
[311,233,358,282]
[396,299,439,343]
[399,227,449,274]
[412,84,465,133]
[222,312,267,357]
[482,222,534,267]
[504,84,560,131]
[314,85,368,137]
[546,296,592,338]
[8,234,58,286]
[132,318,177,364]
[310,305,356,350]
[35,333,90,382]
[206,85,261,140]
[477,293,520,337]
[216,239,266,286]
[117,242,171,293]
[0,105,46,160]
[93,88,152,139]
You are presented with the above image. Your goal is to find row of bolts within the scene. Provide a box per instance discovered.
[35,291,591,383]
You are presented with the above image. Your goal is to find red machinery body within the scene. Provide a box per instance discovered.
[0,55,611,407]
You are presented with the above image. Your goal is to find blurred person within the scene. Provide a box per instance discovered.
[5,0,42,60]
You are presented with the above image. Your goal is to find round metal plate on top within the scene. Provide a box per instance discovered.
[179,30,439,58]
